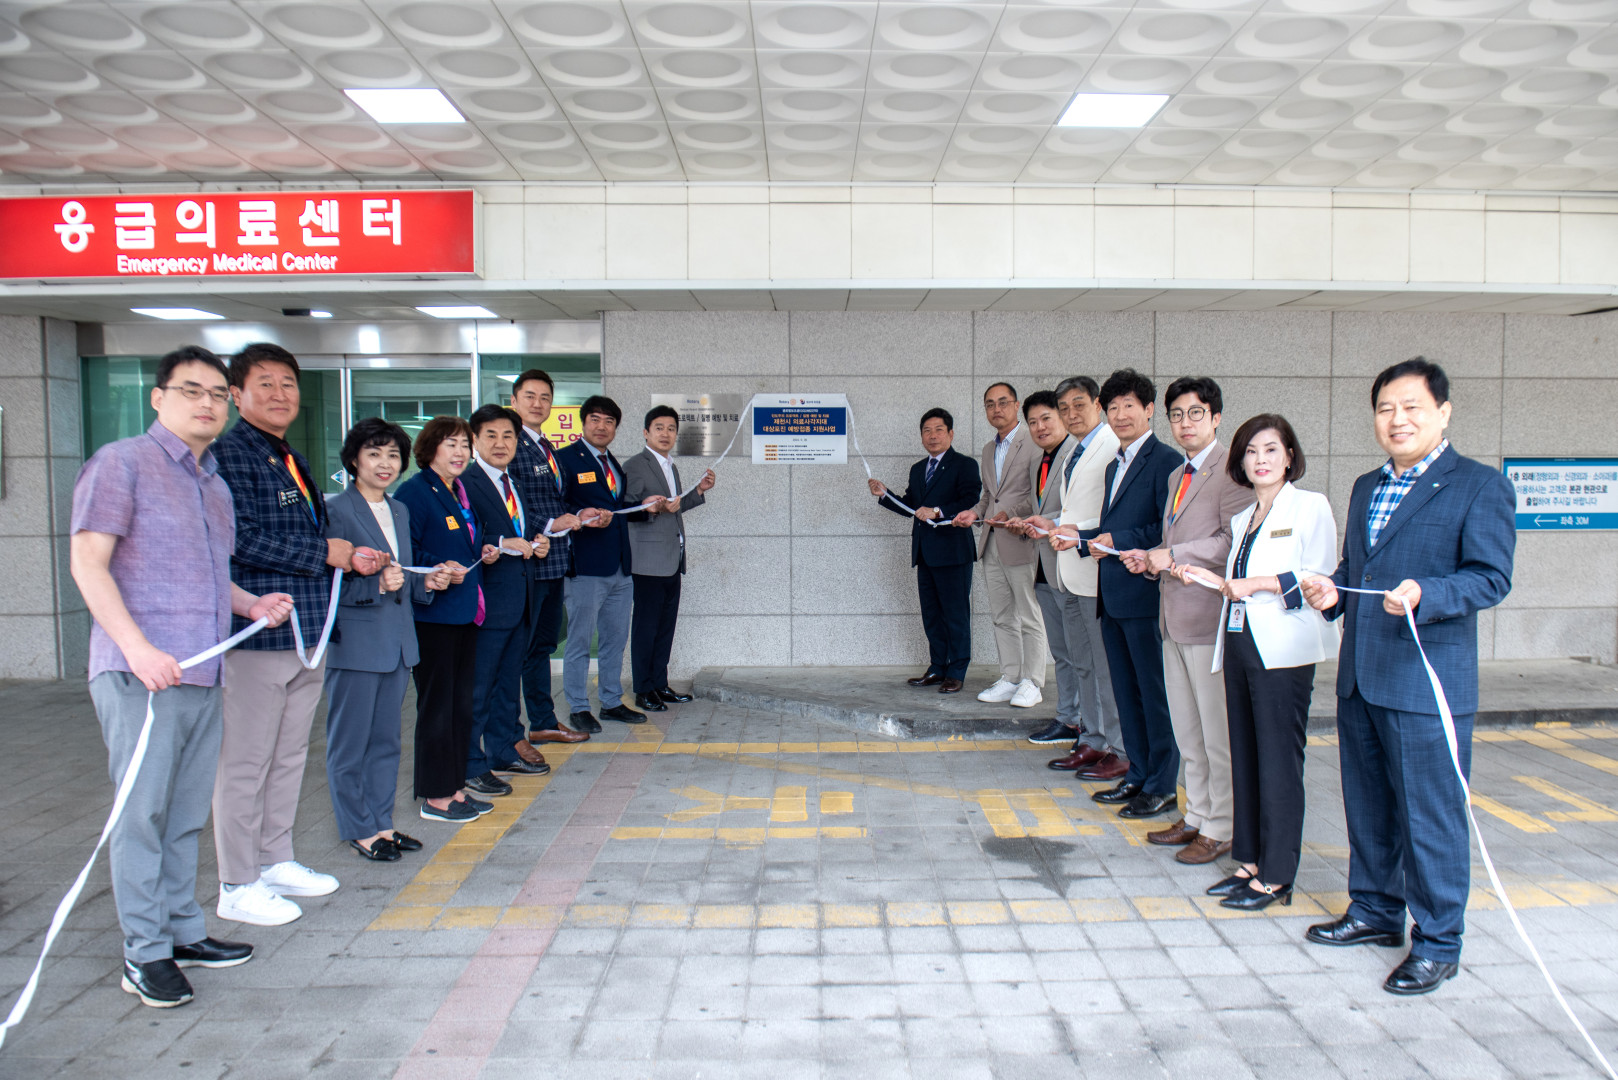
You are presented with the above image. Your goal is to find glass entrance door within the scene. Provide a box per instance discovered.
[350,365,474,487]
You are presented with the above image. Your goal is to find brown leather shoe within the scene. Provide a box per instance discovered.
[938,678,963,694]
[1046,745,1105,772]
[907,673,944,687]
[529,727,588,744]
[1075,752,1128,780]
[1146,818,1199,846]
[1175,836,1233,865]
[513,741,548,766]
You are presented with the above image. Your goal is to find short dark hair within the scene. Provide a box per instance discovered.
[229,342,300,388]
[984,382,1017,402]
[1054,376,1099,403]
[1227,414,1306,488]
[512,369,555,395]
[412,415,475,472]
[644,405,679,430]
[156,345,227,390]
[1022,390,1060,418]
[920,407,954,431]
[1098,368,1154,411]
[579,394,621,425]
[1371,356,1449,408]
[1164,376,1223,416]
[340,417,411,477]
[469,403,521,436]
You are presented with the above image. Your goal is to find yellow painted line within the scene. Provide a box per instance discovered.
[1515,730,1618,778]
[1514,774,1618,822]
[771,785,808,822]
[820,791,854,814]
[607,825,869,844]
[1471,792,1557,833]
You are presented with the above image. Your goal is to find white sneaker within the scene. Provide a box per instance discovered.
[977,678,1018,703]
[259,860,339,898]
[1009,679,1044,708]
[217,880,302,926]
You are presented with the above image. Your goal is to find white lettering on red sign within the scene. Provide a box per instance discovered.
[176,200,216,248]
[114,202,156,250]
[299,199,339,247]
[361,198,401,245]
[55,201,94,252]
[237,200,277,246]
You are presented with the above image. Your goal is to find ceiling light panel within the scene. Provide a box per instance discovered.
[345,88,465,123]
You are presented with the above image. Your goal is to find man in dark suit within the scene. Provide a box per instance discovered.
[557,395,644,729]
[1055,369,1182,821]
[868,408,983,694]
[1302,357,1515,996]
[461,405,553,797]
[506,370,587,745]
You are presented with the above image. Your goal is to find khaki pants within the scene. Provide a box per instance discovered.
[1162,638,1233,843]
[982,542,1046,686]
[215,649,325,885]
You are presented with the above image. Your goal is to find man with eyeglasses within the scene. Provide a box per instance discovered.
[71,345,294,1008]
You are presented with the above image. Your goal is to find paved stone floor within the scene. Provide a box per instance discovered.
[3,677,1618,1079]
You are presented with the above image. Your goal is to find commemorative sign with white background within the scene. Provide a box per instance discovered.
[0,190,476,279]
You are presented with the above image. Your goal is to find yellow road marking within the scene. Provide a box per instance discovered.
[1471,792,1557,833]
[771,785,808,822]
[609,825,868,844]
[1514,774,1618,822]
[1515,729,1618,777]
[820,791,854,814]
[666,785,769,821]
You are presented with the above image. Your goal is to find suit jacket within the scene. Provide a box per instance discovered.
[213,420,333,649]
[462,463,541,631]
[1152,443,1256,645]
[972,424,1039,565]
[558,440,632,578]
[880,446,982,568]
[322,485,427,672]
[392,468,484,625]
[1028,435,1077,587]
[512,426,571,581]
[1327,445,1515,716]
[623,448,706,578]
[1081,432,1181,620]
[1054,423,1120,598]
[1211,482,1340,673]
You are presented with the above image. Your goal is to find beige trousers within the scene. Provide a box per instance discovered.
[215,649,325,885]
[982,542,1047,686]
[1162,639,1233,843]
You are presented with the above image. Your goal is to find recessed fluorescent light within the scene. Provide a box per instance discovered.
[345,88,464,124]
[131,307,224,320]
[416,305,497,319]
[1058,93,1169,128]
[311,310,332,318]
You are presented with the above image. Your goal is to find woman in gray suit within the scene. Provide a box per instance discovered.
[324,419,449,861]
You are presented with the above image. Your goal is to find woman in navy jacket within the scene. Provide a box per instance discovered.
[392,416,498,824]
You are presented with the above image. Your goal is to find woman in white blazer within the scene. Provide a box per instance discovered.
[1175,414,1339,912]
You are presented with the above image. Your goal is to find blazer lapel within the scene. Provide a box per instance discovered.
[1171,443,1225,520]
[1108,434,1156,509]
[1367,448,1456,557]
[921,453,948,499]
[428,474,476,558]
[340,485,391,553]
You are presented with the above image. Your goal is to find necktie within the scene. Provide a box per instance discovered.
[1037,453,1052,500]
[501,472,523,537]
[451,477,484,627]
[599,453,618,500]
[538,436,562,491]
[1064,445,1081,485]
[282,450,318,526]
[925,456,938,484]
[1170,462,1195,521]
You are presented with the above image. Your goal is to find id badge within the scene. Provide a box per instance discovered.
[1226,603,1245,633]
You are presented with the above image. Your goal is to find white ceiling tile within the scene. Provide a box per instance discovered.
[132,2,270,51]
[751,2,876,51]
[593,147,685,178]
[1296,60,1418,99]
[0,94,61,128]
[1270,155,1359,183]
[859,122,952,155]
[246,0,394,49]
[498,0,634,49]
[873,4,1000,53]
[49,89,161,126]
[973,52,1089,94]
[677,147,769,178]
[1112,9,1249,57]
[658,86,760,121]
[1082,54,1200,94]
[368,0,514,49]
[526,47,651,88]
[767,148,855,179]
[1194,57,1306,95]
[1131,126,1233,156]
[421,48,540,89]
[862,89,968,124]
[994,6,1122,53]
[853,148,946,181]
[574,119,674,152]
[950,123,1045,155]
[1105,154,1200,182]
[766,121,859,152]
[555,87,662,122]
[670,120,764,152]
[1190,154,1283,182]
[935,149,1031,181]
[446,85,564,122]
[478,121,580,152]
[0,53,101,94]
[242,87,356,123]
[868,50,982,92]
[1157,93,1264,127]
[1225,13,1363,59]
[510,147,601,178]
[757,48,867,89]
[642,48,756,89]
[1343,17,1485,63]
[625,0,752,49]
[14,4,148,53]
[762,88,864,123]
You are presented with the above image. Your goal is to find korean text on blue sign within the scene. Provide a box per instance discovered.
[751,394,849,465]
[1503,458,1618,530]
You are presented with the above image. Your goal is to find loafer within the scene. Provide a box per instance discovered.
[1091,781,1142,805]
[462,795,494,815]
[1176,836,1232,865]
[1047,746,1104,772]
[1118,792,1178,819]
[1206,872,1254,897]
[464,772,513,797]
[1384,954,1459,996]
[656,687,694,704]
[570,711,603,734]
[1075,752,1129,781]
[938,678,963,694]
[513,741,549,765]
[634,692,669,712]
[907,672,944,687]
[385,831,422,852]
[1146,818,1198,846]
[494,758,551,776]
[172,937,253,969]
[530,727,589,744]
[121,958,192,1008]
[349,838,401,862]
[601,703,647,724]
[1221,881,1293,912]
[420,800,478,822]
[1028,720,1082,745]
[1305,914,1405,949]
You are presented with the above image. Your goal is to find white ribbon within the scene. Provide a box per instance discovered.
[0,570,345,1049]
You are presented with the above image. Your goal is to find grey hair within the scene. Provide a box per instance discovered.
[1054,375,1100,402]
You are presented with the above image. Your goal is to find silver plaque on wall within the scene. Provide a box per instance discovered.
[650,394,745,457]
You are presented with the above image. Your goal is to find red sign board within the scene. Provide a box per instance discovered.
[0,190,476,280]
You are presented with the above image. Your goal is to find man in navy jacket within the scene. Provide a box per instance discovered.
[869,408,983,693]
[1303,358,1515,996]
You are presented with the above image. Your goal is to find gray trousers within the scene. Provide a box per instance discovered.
[90,672,222,964]
[563,570,633,714]
[323,664,407,842]
[1055,590,1120,753]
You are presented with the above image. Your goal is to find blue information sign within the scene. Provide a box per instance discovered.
[1503,458,1618,530]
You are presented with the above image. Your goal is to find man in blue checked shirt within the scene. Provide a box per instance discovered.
[212,343,386,929]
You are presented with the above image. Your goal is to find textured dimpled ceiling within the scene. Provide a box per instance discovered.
[0,0,1614,190]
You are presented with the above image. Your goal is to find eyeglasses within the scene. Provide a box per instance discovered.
[160,383,230,404]
[1167,406,1209,423]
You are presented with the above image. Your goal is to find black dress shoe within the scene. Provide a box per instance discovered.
[1220,881,1293,911]
[1118,792,1178,819]
[349,837,401,862]
[1028,720,1081,745]
[1385,954,1459,995]
[570,710,603,734]
[601,703,647,724]
[656,687,694,704]
[1305,914,1405,949]
[386,832,422,852]
[122,958,193,1008]
[494,758,551,775]
[907,672,944,687]
[172,937,253,969]
[1206,872,1254,897]
[464,772,513,797]
[1091,781,1142,805]
[938,678,963,694]
[634,692,669,712]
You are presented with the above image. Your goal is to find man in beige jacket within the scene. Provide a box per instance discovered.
[952,382,1045,708]
[1128,377,1254,865]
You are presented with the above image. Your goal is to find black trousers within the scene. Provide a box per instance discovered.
[412,621,477,800]
[1222,624,1314,885]
[917,560,972,681]
[521,577,566,732]
[631,572,682,693]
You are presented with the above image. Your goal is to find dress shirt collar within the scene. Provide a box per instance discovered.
[1077,424,1100,450]
[647,446,673,467]
[474,454,513,489]
[148,420,217,474]
[522,424,544,445]
[1185,441,1217,473]
[995,421,1022,447]
[1382,438,1449,482]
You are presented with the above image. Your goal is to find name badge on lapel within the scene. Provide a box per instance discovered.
[1226,604,1245,632]
[445,515,460,530]
[578,471,597,484]
[277,489,302,508]
[1269,528,1292,538]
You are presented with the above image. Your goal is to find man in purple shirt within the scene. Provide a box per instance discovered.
[71,345,293,1009]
